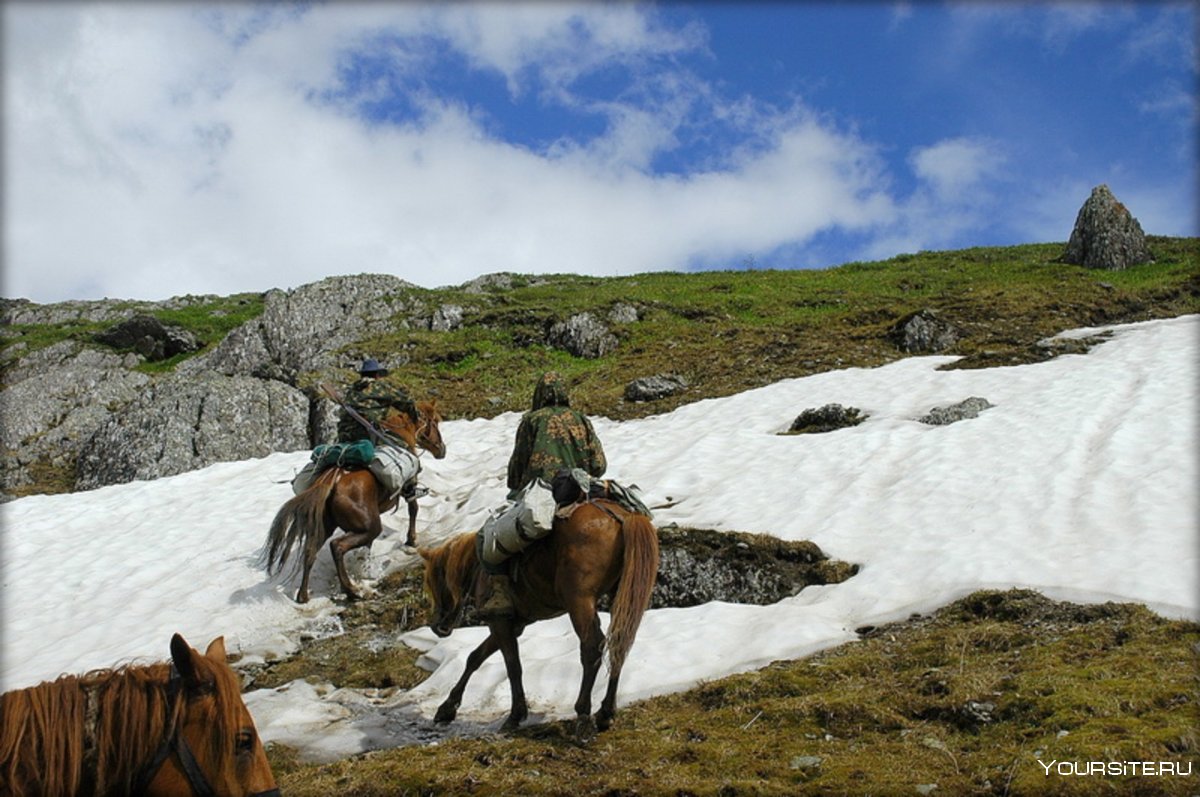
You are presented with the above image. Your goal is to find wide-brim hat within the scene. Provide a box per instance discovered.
[358,358,389,377]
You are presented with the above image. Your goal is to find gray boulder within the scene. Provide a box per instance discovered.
[786,403,867,434]
[919,396,994,426]
[76,372,310,489]
[1062,184,1152,270]
[888,309,963,353]
[624,374,688,402]
[608,302,639,324]
[93,313,200,361]
[547,312,618,359]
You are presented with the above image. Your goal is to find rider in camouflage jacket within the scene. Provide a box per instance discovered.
[336,358,418,443]
[505,371,606,499]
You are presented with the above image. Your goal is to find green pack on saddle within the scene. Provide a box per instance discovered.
[311,439,376,470]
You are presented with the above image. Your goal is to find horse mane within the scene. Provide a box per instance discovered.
[429,532,479,604]
[0,653,245,797]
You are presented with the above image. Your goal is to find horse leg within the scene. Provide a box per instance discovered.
[567,601,605,742]
[405,496,419,547]
[494,619,529,731]
[329,514,382,600]
[595,647,625,732]
[435,633,500,723]
[295,520,335,604]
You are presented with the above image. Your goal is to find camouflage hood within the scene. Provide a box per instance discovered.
[531,372,571,410]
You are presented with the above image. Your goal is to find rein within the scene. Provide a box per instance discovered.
[130,666,280,797]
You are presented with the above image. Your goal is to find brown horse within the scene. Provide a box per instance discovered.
[0,633,278,797]
[264,398,446,603]
[420,500,659,740]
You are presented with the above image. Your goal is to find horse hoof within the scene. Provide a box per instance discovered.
[573,715,597,744]
[434,704,457,724]
[595,711,613,732]
[295,592,310,604]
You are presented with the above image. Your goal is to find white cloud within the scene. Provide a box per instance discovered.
[909,137,1005,199]
[2,2,897,302]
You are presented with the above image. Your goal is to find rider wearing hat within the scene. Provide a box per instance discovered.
[336,358,419,444]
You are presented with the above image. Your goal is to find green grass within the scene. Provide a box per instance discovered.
[267,590,1199,796]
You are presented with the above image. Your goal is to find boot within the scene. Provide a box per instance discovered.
[478,574,515,618]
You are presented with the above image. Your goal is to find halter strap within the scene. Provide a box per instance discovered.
[132,665,214,797]
[130,666,281,797]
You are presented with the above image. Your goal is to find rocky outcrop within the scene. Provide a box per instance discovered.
[888,309,963,354]
[0,341,148,497]
[75,372,310,489]
[786,403,868,434]
[648,526,857,608]
[546,312,618,359]
[2,275,441,497]
[624,373,688,402]
[919,397,994,426]
[1062,184,1152,270]
[181,274,417,384]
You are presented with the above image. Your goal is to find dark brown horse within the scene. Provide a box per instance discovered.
[264,399,446,603]
[419,500,658,740]
[0,633,278,797]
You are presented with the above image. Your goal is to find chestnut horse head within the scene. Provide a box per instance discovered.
[0,633,278,797]
[382,399,446,460]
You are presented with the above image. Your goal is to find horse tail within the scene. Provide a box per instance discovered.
[262,470,337,578]
[606,513,659,674]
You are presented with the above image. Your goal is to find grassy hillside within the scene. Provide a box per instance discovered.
[347,237,1198,421]
[268,590,1198,796]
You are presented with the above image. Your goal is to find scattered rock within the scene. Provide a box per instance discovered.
[961,700,996,727]
[785,403,867,434]
[789,755,823,770]
[888,309,963,354]
[919,397,993,426]
[546,312,618,359]
[429,304,464,332]
[460,273,514,294]
[1062,184,1152,270]
[624,374,688,402]
[608,302,639,324]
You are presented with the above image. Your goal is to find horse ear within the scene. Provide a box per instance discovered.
[170,633,203,686]
[204,636,228,662]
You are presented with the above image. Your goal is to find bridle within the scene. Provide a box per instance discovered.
[131,665,281,797]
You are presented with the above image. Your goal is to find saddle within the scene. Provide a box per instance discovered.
[550,468,653,518]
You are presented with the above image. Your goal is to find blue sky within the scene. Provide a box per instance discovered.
[3,2,1196,303]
